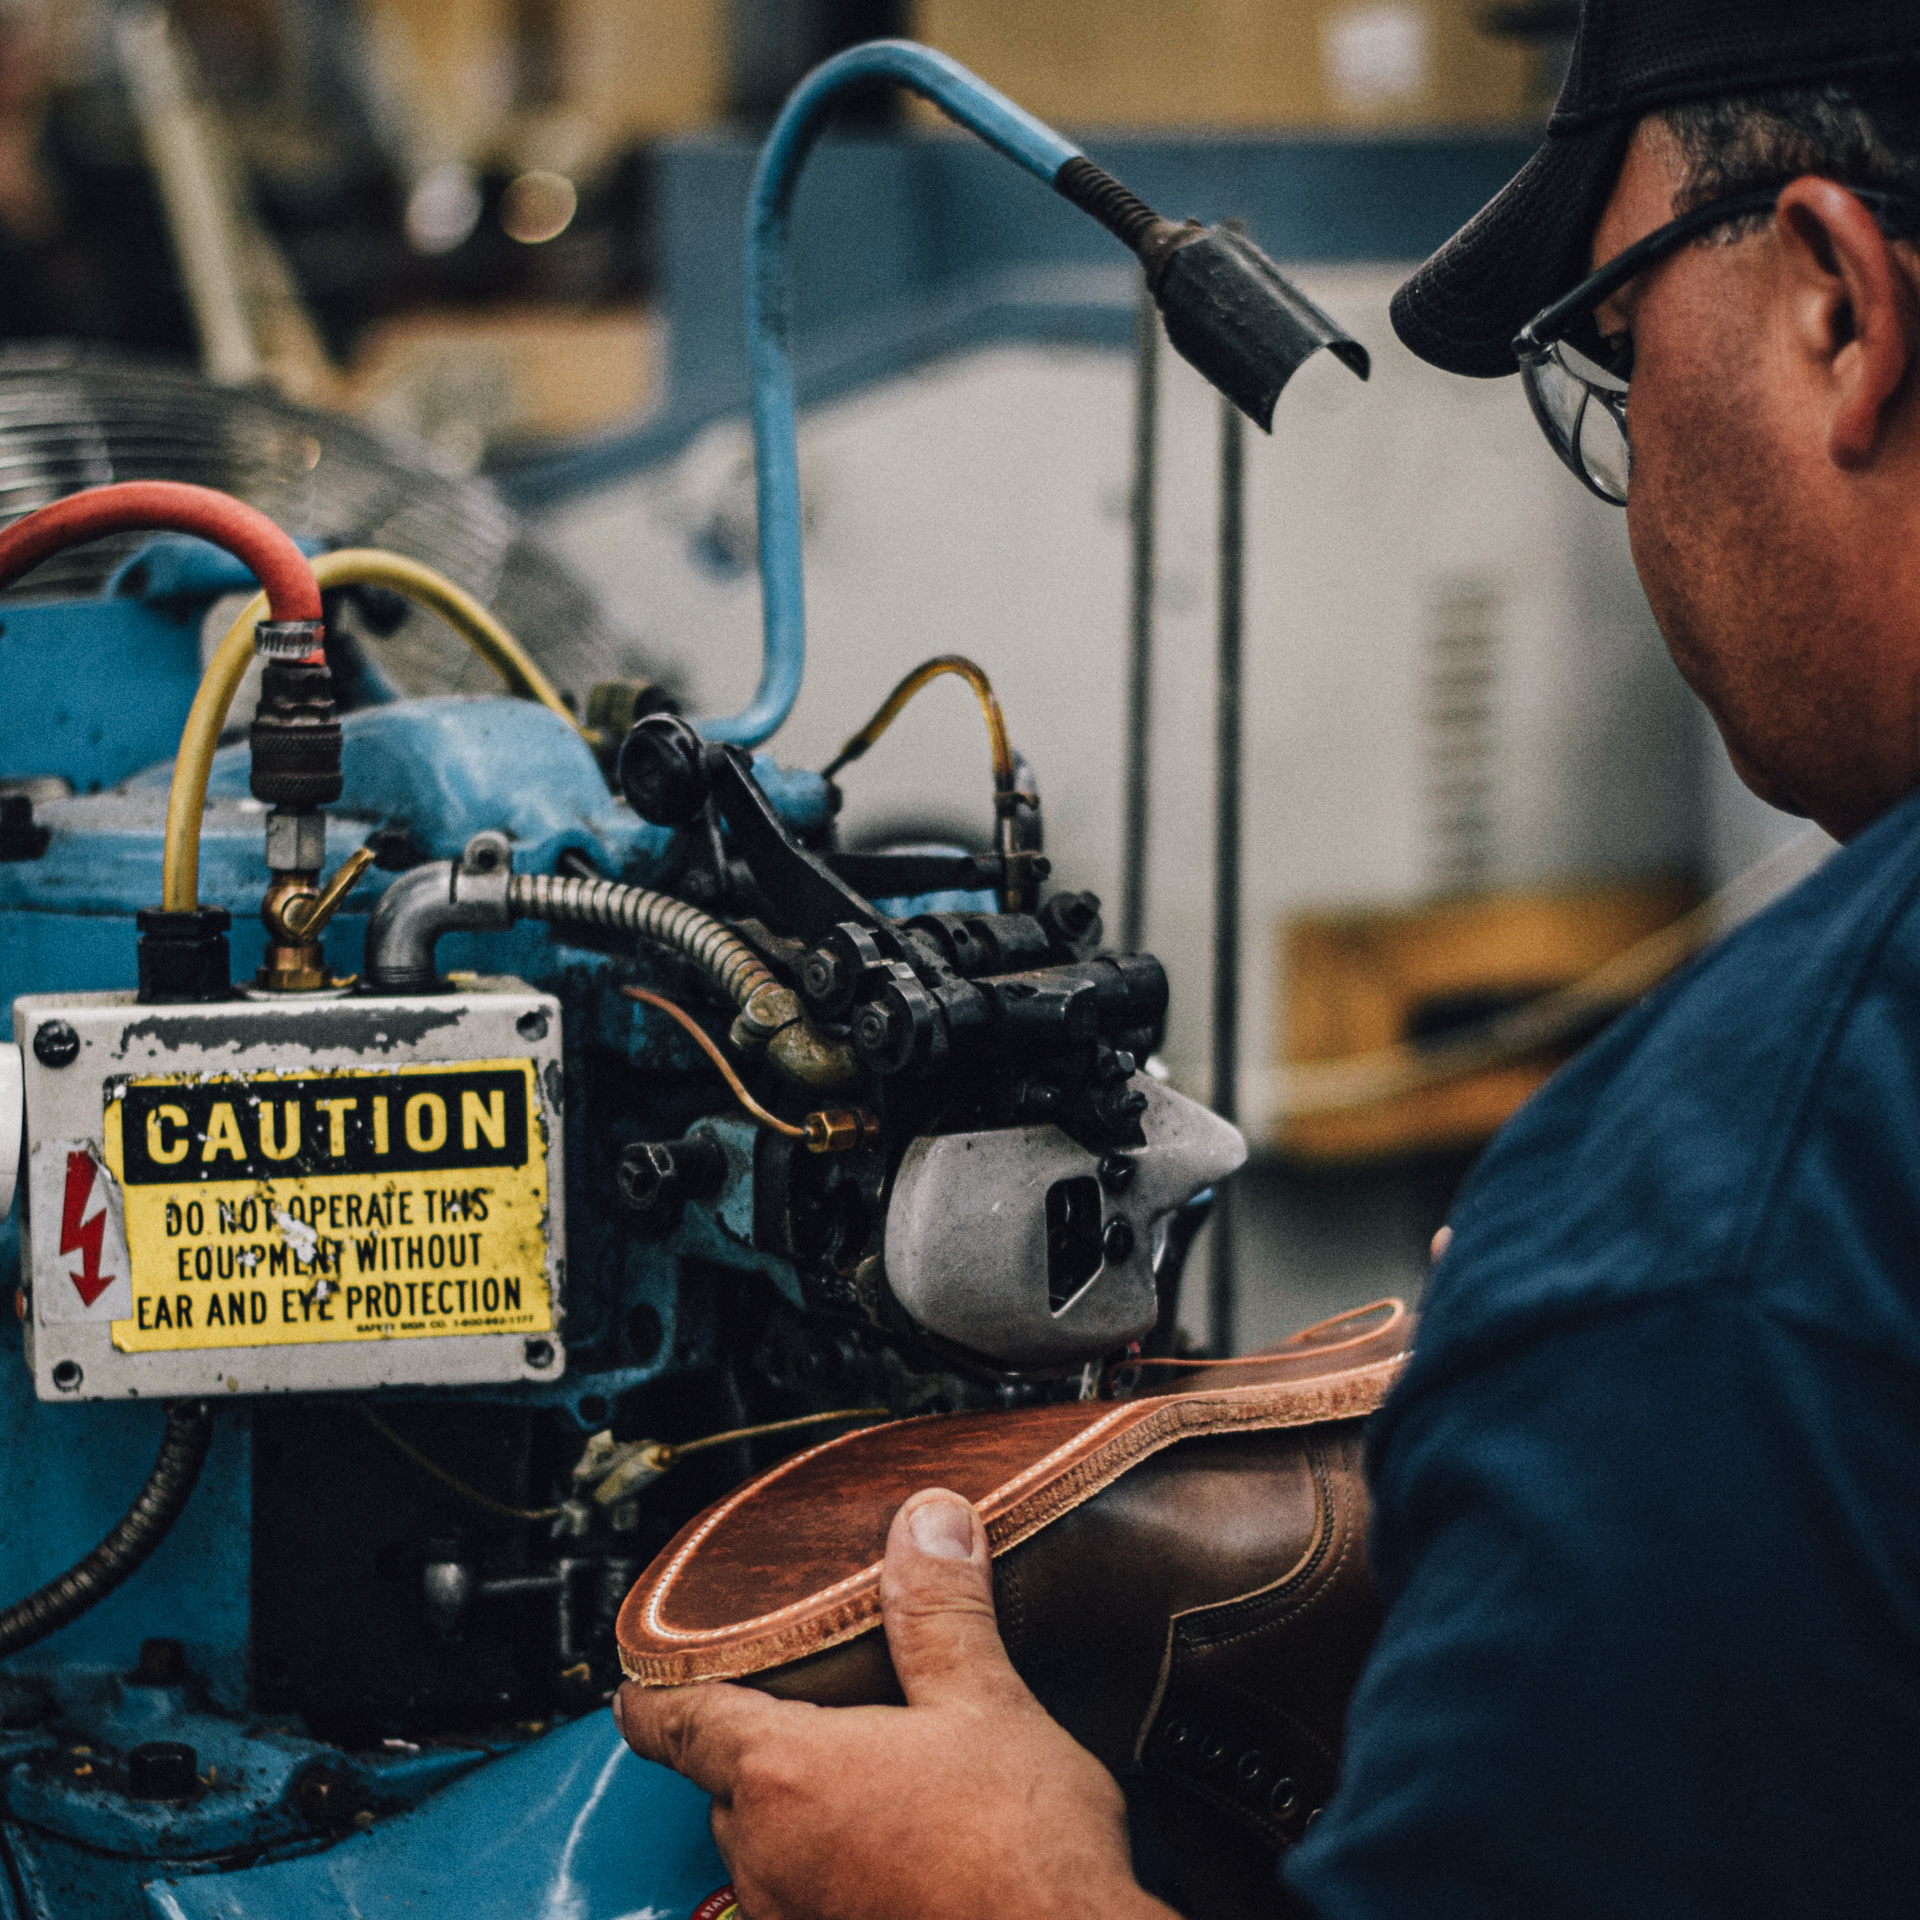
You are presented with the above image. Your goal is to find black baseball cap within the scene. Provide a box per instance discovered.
[1391,0,1920,377]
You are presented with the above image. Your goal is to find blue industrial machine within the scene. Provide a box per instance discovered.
[0,43,1363,1920]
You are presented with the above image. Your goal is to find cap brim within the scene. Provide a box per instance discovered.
[1390,120,1632,378]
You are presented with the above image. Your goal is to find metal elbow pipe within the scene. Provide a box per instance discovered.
[365,862,512,992]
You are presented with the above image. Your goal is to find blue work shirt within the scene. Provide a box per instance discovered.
[1286,792,1920,1919]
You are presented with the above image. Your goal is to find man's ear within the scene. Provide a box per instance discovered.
[1775,178,1919,469]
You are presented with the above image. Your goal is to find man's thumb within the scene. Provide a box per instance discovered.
[880,1489,1026,1711]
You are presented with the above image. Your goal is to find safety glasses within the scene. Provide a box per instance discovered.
[1512,185,1914,504]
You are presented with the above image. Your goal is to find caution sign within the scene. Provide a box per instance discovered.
[100,1059,553,1353]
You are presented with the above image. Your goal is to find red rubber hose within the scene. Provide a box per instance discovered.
[0,481,321,625]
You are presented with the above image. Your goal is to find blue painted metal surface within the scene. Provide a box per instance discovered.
[0,1360,252,1698]
[0,599,205,794]
[0,535,333,794]
[0,507,877,1915]
[140,1713,725,1920]
[3,1665,504,1859]
[720,40,1081,748]
[0,684,822,1886]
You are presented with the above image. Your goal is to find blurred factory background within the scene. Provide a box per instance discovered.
[0,0,1825,1350]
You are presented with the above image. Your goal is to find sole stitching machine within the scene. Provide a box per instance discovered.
[0,42,1366,1920]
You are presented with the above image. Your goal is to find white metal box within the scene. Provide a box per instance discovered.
[14,979,566,1401]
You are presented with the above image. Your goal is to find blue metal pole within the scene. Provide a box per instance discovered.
[701,40,1083,747]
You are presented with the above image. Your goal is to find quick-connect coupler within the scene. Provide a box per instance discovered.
[247,632,360,993]
[248,648,339,811]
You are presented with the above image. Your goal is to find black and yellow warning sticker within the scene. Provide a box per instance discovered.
[100,1059,553,1353]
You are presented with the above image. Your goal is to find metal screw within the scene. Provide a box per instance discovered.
[33,1021,78,1068]
[50,1360,81,1392]
[516,1009,549,1041]
[800,947,847,1009]
[852,1002,900,1060]
[524,1338,555,1370]
[1102,1218,1135,1263]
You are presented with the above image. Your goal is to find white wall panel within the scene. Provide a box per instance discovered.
[542,265,1719,1138]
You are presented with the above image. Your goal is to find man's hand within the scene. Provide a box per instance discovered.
[614,1487,1175,1920]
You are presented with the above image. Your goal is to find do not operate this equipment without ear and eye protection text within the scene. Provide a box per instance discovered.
[101,1058,553,1353]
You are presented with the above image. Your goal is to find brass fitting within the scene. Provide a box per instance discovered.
[256,846,377,992]
[802,1108,882,1155]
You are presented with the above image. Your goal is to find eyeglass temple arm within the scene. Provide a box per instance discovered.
[1512,188,1791,359]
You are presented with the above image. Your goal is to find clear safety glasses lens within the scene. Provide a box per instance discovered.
[1519,341,1631,506]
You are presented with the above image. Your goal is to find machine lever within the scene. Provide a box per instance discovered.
[281,845,377,941]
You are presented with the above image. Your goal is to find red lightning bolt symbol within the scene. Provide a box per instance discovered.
[60,1150,112,1307]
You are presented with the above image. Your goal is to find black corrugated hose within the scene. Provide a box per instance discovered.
[0,1401,213,1660]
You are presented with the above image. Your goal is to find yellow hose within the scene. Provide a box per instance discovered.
[822,654,1015,791]
[161,548,588,911]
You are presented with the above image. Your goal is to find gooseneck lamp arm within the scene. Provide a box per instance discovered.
[706,37,1369,749]
[707,41,1079,748]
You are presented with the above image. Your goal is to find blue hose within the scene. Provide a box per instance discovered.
[700,40,1083,747]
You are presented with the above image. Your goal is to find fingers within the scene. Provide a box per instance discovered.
[613,1679,793,1800]
[880,1488,1029,1712]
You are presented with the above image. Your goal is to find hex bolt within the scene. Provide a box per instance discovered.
[32,1021,78,1068]
[617,1142,673,1216]
[1102,1218,1135,1263]
[852,1002,898,1060]
[799,946,848,1011]
[616,1134,727,1235]
[128,1740,198,1802]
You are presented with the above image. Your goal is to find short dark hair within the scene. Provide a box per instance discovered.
[1662,76,1920,241]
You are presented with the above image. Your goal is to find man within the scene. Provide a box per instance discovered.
[616,3,1920,1913]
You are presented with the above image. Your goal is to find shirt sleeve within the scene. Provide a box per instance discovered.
[1282,1288,1920,1920]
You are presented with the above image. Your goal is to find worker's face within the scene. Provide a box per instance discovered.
[1590,118,1920,838]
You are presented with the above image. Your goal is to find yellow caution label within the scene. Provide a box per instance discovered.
[100,1059,553,1352]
